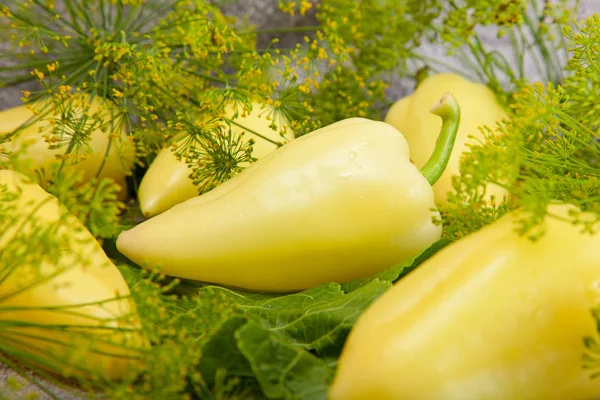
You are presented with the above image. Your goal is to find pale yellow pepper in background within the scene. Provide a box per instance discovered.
[137,101,295,217]
[385,73,508,203]
[0,170,145,380]
[117,94,461,292]
[329,203,600,400]
[0,96,136,196]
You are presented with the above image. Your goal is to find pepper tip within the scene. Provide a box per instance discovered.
[429,92,453,113]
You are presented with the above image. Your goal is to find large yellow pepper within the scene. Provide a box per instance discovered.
[116,94,460,292]
[0,170,144,380]
[384,73,508,203]
[329,204,600,400]
[137,102,295,217]
[0,96,136,195]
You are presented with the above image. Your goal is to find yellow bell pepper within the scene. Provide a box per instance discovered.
[116,93,460,292]
[137,101,295,217]
[384,73,508,203]
[329,203,600,400]
[0,96,136,196]
[0,170,144,380]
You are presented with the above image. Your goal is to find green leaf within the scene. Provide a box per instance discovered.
[198,316,254,383]
[236,321,333,400]
[193,280,393,358]
[183,240,449,399]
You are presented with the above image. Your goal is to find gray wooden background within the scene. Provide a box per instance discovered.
[1,0,598,398]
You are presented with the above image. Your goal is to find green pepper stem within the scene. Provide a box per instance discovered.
[419,93,461,186]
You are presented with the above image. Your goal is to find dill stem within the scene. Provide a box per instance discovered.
[68,0,95,33]
[31,0,81,36]
[238,25,321,35]
[510,25,527,80]
[425,21,489,83]
[114,2,124,34]
[108,0,114,29]
[409,51,472,77]
[54,133,79,183]
[128,1,176,36]
[523,11,562,84]
[0,74,36,88]
[555,109,600,141]
[226,119,279,145]
[182,68,244,90]
[0,294,132,312]
[121,1,146,33]
[0,259,77,304]
[100,0,108,33]
[0,333,100,376]
[62,58,96,87]
[469,37,496,81]
[0,55,88,72]
[456,45,487,82]
[62,0,85,35]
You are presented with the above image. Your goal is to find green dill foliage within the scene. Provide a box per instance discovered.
[415,0,579,103]
[0,0,314,199]
[2,0,600,398]
[0,179,249,400]
[422,0,600,243]
[45,170,125,238]
[440,11,600,242]
[0,176,144,398]
[279,0,580,127]
[279,0,443,126]
[0,93,133,239]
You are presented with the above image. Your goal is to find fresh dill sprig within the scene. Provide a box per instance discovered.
[46,170,126,238]
[0,178,146,397]
[435,5,599,243]
[0,0,324,205]
[440,77,599,241]
[411,0,579,104]
[0,93,132,239]
[278,0,443,127]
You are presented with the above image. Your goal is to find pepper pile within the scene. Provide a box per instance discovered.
[1,2,599,395]
[116,93,460,292]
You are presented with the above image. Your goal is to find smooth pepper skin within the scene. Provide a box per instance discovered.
[137,102,295,217]
[0,170,144,380]
[329,204,600,400]
[117,94,461,292]
[0,97,136,197]
[385,73,507,203]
